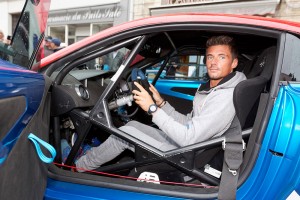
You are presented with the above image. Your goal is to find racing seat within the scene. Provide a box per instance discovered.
[237,46,276,129]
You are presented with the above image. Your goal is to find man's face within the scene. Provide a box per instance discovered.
[49,42,56,49]
[45,41,51,47]
[206,45,238,81]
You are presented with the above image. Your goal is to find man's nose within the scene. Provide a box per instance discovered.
[210,57,218,64]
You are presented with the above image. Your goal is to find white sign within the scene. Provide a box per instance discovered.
[48,6,121,24]
[163,0,237,5]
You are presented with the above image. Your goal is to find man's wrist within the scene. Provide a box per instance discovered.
[147,104,158,115]
[157,99,166,108]
[156,98,164,107]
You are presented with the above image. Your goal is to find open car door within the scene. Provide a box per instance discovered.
[0,0,52,199]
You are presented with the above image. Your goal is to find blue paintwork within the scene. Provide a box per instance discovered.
[0,59,45,165]
[296,184,300,195]
[44,178,186,200]
[238,83,300,199]
[154,79,202,101]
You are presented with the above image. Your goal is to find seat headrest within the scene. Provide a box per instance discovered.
[247,46,276,80]
[233,76,268,128]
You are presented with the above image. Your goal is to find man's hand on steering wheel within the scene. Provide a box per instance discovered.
[132,82,155,112]
[149,84,164,107]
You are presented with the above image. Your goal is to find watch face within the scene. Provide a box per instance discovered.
[150,105,157,112]
[148,104,157,114]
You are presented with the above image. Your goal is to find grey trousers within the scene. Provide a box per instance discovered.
[75,121,179,171]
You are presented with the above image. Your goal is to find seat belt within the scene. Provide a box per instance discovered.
[218,115,245,200]
[195,115,242,170]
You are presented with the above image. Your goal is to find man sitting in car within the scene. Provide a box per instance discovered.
[75,35,247,172]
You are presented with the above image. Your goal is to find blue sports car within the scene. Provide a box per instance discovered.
[0,0,300,199]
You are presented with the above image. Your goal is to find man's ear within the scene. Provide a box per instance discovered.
[232,58,238,69]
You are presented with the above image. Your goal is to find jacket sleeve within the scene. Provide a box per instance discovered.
[152,88,235,147]
[160,102,192,125]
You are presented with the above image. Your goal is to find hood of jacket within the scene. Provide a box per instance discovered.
[199,71,246,94]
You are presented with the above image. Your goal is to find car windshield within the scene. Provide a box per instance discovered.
[0,0,51,69]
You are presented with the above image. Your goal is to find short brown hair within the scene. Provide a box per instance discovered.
[206,35,238,59]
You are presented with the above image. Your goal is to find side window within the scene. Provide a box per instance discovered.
[77,47,129,71]
[160,55,207,81]
[281,33,300,81]
[145,61,165,80]
[54,44,133,90]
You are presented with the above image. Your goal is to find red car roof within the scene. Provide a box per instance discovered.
[39,13,300,69]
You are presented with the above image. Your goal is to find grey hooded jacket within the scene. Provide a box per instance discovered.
[152,71,246,147]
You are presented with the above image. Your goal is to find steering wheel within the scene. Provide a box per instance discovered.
[107,68,152,118]
[131,68,153,97]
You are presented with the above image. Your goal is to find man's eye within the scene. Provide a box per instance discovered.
[219,56,225,60]
[207,56,213,60]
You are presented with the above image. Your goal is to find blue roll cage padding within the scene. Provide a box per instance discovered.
[28,133,56,164]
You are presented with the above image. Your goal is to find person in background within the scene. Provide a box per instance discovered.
[44,36,53,57]
[0,30,5,43]
[106,50,125,71]
[0,30,11,60]
[166,56,179,77]
[97,56,110,70]
[49,38,63,53]
[0,30,10,45]
[6,35,11,45]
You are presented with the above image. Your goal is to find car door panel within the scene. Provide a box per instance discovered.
[0,96,26,140]
[0,68,52,199]
[238,84,300,199]
[155,80,201,114]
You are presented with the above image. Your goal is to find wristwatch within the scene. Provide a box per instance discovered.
[147,104,158,115]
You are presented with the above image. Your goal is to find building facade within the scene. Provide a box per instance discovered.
[47,0,131,46]
[0,0,132,46]
[133,0,300,23]
[0,0,23,40]
[1,0,300,47]
[275,0,300,22]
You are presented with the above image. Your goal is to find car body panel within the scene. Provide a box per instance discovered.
[238,83,300,199]
[45,178,186,200]
[297,184,300,196]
